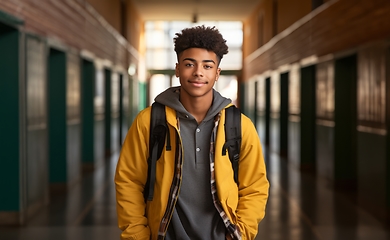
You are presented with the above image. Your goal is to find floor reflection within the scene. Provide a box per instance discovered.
[0,148,389,240]
[257,147,389,240]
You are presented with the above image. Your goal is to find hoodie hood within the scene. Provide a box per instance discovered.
[154,86,232,122]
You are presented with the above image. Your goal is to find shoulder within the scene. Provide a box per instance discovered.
[130,106,152,133]
[236,111,258,139]
[223,105,253,127]
[136,106,152,121]
[240,112,254,126]
[132,105,176,131]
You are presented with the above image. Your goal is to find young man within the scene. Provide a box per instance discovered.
[115,25,269,240]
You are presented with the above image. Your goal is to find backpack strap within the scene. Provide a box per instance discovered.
[144,102,169,202]
[222,105,242,185]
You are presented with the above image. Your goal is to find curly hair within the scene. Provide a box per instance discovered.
[174,25,229,64]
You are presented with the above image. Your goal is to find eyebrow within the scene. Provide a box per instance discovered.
[183,57,216,64]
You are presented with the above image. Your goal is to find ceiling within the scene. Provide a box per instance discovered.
[129,0,261,22]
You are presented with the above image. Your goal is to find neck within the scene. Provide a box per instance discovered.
[180,92,213,124]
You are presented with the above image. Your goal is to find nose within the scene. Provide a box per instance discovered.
[193,65,204,77]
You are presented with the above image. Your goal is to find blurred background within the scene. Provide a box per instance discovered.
[0,0,390,239]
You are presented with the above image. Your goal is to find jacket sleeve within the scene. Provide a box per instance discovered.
[235,115,270,240]
[115,108,151,240]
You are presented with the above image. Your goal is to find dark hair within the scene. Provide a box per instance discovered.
[174,25,229,63]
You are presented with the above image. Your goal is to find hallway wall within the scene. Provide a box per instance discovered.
[243,0,390,78]
[0,0,142,225]
[242,0,390,225]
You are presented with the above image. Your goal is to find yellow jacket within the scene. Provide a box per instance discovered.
[115,104,269,240]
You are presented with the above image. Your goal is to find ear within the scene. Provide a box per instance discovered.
[175,63,179,77]
[215,68,221,81]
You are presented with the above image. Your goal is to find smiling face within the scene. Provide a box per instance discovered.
[175,48,221,102]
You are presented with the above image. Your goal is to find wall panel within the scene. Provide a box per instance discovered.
[67,50,81,186]
[26,35,48,215]
[357,132,387,221]
[0,24,21,216]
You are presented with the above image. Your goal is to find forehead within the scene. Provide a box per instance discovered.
[179,48,218,62]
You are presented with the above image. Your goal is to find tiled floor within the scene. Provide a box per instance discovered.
[257,149,390,240]
[1,149,389,240]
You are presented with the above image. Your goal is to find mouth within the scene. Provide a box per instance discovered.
[188,80,207,87]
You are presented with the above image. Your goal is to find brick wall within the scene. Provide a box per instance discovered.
[0,0,141,68]
[243,0,390,80]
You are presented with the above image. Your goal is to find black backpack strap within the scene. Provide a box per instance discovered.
[144,102,168,202]
[222,105,241,185]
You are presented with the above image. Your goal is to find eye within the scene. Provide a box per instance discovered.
[185,63,194,67]
[204,65,212,69]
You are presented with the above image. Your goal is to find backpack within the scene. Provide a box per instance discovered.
[144,102,241,202]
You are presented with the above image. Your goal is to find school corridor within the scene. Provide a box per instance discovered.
[1,0,390,239]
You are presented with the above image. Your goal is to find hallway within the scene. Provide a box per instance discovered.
[1,147,389,240]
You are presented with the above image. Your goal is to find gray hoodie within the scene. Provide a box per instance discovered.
[155,86,231,240]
